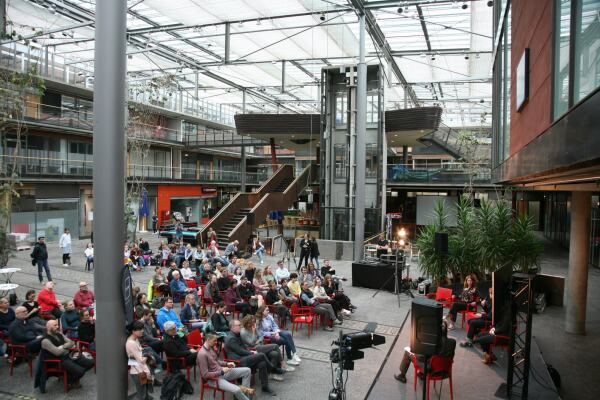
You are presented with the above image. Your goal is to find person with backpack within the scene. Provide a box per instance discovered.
[31,236,52,285]
[197,332,254,400]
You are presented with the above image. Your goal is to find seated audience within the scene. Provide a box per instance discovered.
[38,282,63,319]
[204,274,223,304]
[394,320,455,383]
[197,333,254,400]
[152,266,170,295]
[208,302,230,336]
[262,266,276,284]
[307,263,321,282]
[278,278,299,305]
[224,240,240,260]
[84,243,94,270]
[180,294,206,331]
[169,271,198,301]
[77,309,95,345]
[60,300,80,338]
[264,280,291,322]
[162,321,198,371]
[224,319,283,395]
[274,261,290,283]
[320,259,336,278]
[323,274,355,314]
[40,320,94,388]
[233,266,244,284]
[240,315,289,371]
[0,297,15,333]
[8,306,45,352]
[244,262,256,282]
[180,260,196,281]
[472,304,512,365]
[156,298,184,333]
[298,266,313,287]
[444,274,480,330]
[135,293,154,319]
[310,277,344,317]
[73,282,95,310]
[256,306,300,367]
[225,280,252,316]
[461,288,493,349]
[286,273,301,297]
[21,290,46,329]
[300,281,340,331]
[253,270,268,294]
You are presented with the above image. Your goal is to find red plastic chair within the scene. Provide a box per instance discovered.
[76,340,96,373]
[426,287,454,308]
[412,355,454,400]
[187,329,203,350]
[43,358,70,393]
[9,344,36,377]
[200,376,226,400]
[458,297,479,328]
[185,279,198,289]
[290,303,314,338]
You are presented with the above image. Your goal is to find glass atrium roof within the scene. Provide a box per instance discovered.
[5,0,494,128]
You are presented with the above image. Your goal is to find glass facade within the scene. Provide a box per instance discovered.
[553,0,600,119]
[11,197,80,242]
[492,1,512,166]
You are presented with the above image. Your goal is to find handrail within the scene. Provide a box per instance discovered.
[364,232,384,245]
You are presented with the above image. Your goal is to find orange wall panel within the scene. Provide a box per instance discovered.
[157,185,205,225]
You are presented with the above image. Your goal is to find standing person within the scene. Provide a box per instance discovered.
[309,237,320,268]
[376,234,389,260]
[126,320,155,400]
[175,222,184,243]
[253,236,266,264]
[197,333,254,400]
[152,213,159,234]
[31,236,52,285]
[298,234,311,269]
[59,228,72,266]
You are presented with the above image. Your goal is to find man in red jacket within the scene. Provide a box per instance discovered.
[73,282,95,309]
[38,282,63,319]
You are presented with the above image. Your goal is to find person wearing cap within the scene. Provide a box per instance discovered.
[74,282,95,310]
[30,236,52,284]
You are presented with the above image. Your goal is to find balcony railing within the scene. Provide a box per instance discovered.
[0,43,235,127]
[0,155,270,184]
[388,162,492,184]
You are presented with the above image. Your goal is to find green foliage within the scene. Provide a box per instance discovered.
[416,200,450,285]
[417,196,542,283]
[511,214,543,273]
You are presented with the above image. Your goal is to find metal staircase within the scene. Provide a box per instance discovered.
[418,124,491,163]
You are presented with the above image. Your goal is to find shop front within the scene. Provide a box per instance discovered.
[157,185,216,226]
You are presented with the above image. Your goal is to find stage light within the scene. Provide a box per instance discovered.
[462,3,468,10]
[397,7,403,13]
[320,12,326,21]
[399,239,406,247]
[399,227,407,238]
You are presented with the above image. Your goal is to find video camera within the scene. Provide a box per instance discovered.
[330,331,386,370]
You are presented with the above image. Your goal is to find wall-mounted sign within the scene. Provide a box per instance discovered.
[516,48,530,112]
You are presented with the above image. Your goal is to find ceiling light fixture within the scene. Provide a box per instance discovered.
[397,7,403,13]
[320,12,326,21]
[462,3,468,10]
[487,1,494,7]
[238,21,243,27]
[257,19,261,25]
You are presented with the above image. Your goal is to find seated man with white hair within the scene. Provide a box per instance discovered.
[169,270,198,301]
[162,321,198,371]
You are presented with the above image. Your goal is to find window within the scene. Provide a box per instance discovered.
[367,94,378,123]
[334,144,347,181]
[366,144,378,179]
[335,94,347,126]
[574,0,600,103]
[553,0,572,118]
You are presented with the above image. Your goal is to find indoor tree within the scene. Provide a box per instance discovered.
[448,195,479,282]
[416,200,450,285]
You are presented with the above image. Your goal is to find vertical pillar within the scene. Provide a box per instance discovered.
[566,191,591,334]
[195,72,199,100]
[354,13,366,261]
[240,146,247,192]
[242,89,246,114]
[402,145,408,165]
[93,0,127,398]
[224,22,231,64]
[270,138,278,172]
[281,60,286,93]
[0,0,5,36]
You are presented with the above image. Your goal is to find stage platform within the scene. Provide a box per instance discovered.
[366,310,560,400]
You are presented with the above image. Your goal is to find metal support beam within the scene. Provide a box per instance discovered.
[93,0,127,398]
[240,146,247,192]
[195,72,199,100]
[0,0,6,36]
[354,14,367,261]
[416,5,432,51]
[0,20,95,46]
[270,138,278,172]
[242,89,246,114]
[225,22,231,64]
[281,60,286,93]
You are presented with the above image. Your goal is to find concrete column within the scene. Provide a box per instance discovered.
[93,0,127,397]
[565,191,591,334]
[354,13,366,261]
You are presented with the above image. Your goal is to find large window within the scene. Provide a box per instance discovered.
[493,2,512,165]
[335,94,347,126]
[366,144,378,179]
[366,94,378,124]
[553,0,600,119]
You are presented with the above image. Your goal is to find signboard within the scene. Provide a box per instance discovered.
[516,48,529,112]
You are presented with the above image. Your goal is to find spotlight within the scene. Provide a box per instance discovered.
[257,19,261,25]
[464,54,469,60]
[320,12,326,21]
[462,3,468,9]
[397,7,403,13]
[487,1,494,6]
[479,99,485,103]
[431,54,436,61]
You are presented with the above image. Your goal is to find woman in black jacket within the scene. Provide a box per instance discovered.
[298,234,311,269]
[210,302,230,335]
[309,237,320,269]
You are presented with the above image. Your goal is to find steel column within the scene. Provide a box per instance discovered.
[93,0,127,398]
[354,14,367,261]
[281,60,286,93]
[240,146,247,192]
[224,22,231,64]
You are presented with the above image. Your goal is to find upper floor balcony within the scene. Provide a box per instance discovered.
[0,155,269,185]
[0,43,236,127]
[387,161,493,186]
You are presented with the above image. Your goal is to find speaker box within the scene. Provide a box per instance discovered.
[434,232,448,254]
[410,298,442,356]
[246,212,255,225]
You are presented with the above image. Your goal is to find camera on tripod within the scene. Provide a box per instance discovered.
[330,332,386,370]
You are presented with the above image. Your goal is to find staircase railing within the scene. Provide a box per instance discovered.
[197,165,293,247]
[228,163,319,245]
[421,125,491,164]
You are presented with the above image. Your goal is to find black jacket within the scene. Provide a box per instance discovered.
[265,289,279,305]
[238,283,256,299]
[8,319,44,344]
[31,243,48,261]
[224,332,252,360]
[299,239,311,254]
[163,333,192,358]
[210,313,229,333]
[310,241,320,257]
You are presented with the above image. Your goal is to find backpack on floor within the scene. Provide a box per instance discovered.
[160,371,187,400]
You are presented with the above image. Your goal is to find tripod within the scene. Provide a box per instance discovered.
[281,237,298,271]
[372,249,414,307]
